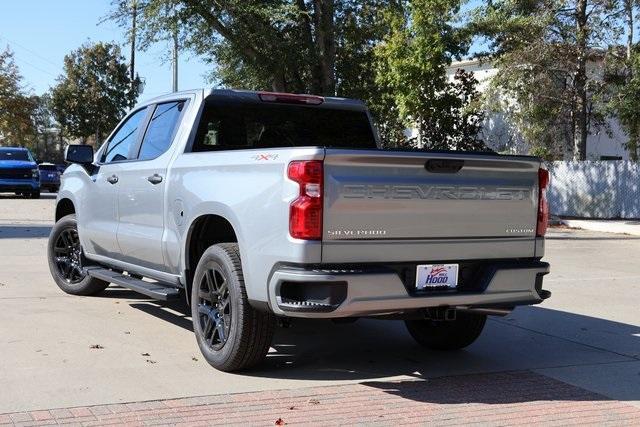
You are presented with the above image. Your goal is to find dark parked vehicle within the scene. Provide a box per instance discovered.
[38,162,61,193]
[0,147,40,198]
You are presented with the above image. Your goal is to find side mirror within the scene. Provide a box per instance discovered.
[65,145,94,164]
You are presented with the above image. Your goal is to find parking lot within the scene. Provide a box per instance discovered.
[0,194,639,424]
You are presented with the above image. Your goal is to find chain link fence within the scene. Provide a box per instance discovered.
[547,161,640,219]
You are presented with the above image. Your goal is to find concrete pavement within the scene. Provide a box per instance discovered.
[562,218,640,236]
[0,194,639,421]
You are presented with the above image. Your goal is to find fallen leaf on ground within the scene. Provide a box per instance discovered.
[141,352,150,356]
[191,356,198,361]
[89,344,104,349]
[275,418,286,425]
[145,359,157,364]
[308,399,320,405]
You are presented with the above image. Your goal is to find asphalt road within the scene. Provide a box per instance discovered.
[0,193,638,413]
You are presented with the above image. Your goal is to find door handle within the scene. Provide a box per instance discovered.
[147,174,163,185]
[107,175,119,184]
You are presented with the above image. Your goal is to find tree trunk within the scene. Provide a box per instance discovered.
[313,0,336,95]
[296,0,323,94]
[624,0,636,161]
[95,126,101,148]
[629,128,639,162]
[272,70,287,92]
[573,0,588,161]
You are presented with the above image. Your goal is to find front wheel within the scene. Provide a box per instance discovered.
[47,214,109,296]
[191,243,275,372]
[404,312,487,350]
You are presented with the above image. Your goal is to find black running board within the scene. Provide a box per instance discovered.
[86,267,181,301]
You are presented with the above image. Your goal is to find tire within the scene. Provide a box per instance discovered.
[47,214,109,296]
[404,312,487,350]
[30,191,40,199]
[191,243,275,372]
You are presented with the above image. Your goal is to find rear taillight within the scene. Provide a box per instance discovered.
[537,168,550,237]
[288,160,323,240]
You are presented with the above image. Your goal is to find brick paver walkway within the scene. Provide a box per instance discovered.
[2,371,639,426]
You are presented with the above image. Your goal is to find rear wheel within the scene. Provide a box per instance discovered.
[404,312,487,350]
[47,214,109,295]
[191,243,275,372]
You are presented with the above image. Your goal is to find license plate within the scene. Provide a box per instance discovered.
[415,264,459,290]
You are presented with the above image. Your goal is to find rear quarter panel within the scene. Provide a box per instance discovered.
[167,147,324,303]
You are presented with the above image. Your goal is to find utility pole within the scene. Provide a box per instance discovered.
[172,22,178,92]
[130,0,137,85]
[128,0,137,107]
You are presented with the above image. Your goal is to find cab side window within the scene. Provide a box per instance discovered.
[138,101,186,161]
[101,107,148,163]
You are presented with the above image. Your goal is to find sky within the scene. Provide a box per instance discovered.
[0,0,211,101]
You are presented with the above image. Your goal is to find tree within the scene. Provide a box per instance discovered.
[373,0,486,151]
[607,48,640,160]
[606,0,640,160]
[30,94,63,161]
[108,0,390,97]
[0,48,37,147]
[50,42,143,145]
[472,0,622,160]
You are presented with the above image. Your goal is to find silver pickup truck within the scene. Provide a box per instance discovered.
[48,89,550,371]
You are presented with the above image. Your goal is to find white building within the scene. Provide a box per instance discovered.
[447,59,630,160]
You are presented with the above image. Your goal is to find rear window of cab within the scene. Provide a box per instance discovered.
[191,99,377,152]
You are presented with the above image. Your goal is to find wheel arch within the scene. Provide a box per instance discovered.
[184,213,239,304]
[55,198,76,222]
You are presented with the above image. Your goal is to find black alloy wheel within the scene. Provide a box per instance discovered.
[48,214,109,296]
[190,243,275,372]
[52,226,86,284]
[197,264,232,350]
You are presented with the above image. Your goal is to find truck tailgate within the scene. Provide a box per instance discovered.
[322,150,541,260]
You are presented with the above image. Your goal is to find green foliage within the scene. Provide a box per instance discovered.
[50,42,143,145]
[373,0,486,151]
[607,48,640,160]
[108,1,486,151]
[108,1,392,98]
[0,48,37,147]
[471,0,620,160]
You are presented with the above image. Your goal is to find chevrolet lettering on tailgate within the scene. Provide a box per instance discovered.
[341,184,531,201]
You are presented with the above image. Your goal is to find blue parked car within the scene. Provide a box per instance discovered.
[0,147,40,198]
[38,162,61,193]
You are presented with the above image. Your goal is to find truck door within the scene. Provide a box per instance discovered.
[116,100,187,272]
[80,107,150,258]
